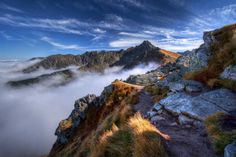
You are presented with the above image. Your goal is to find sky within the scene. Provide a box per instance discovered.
[0,0,236,59]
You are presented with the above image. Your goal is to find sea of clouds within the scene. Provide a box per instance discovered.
[0,60,158,157]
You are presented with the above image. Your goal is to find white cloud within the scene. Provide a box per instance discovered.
[119,32,153,38]
[122,0,145,9]
[155,38,203,52]
[94,28,106,33]
[41,36,81,50]
[109,38,144,48]
[0,14,85,35]
[0,3,24,13]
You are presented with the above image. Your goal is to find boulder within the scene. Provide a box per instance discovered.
[176,44,211,72]
[220,65,236,81]
[151,115,165,124]
[224,141,236,157]
[169,81,185,92]
[147,111,158,118]
[168,80,203,93]
[156,89,236,119]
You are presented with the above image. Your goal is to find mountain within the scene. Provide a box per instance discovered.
[22,40,179,73]
[7,41,180,87]
[47,24,236,157]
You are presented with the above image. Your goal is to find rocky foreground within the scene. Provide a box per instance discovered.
[47,24,236,157]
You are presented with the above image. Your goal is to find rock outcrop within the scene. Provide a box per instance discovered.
[152,88,236,119]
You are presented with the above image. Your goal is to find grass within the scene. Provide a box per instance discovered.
[50,81,168,157]
[207,79,236,92]
[144,85,169,102]
[127,113,167,157]
[205,112,236,154]
[183,24,236,91]
[58,118,73,131]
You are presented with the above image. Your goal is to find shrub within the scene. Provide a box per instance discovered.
[205,112,236,154]
[144,85,169,102]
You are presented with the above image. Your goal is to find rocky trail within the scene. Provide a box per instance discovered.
[134,90,153,115]
[153,111,221,157]
[134,88,222,157]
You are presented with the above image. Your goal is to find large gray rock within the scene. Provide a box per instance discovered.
[224,141,236,157]
[203,31,217,47]
[168,80,203,93]
[156,89,236,119]
[221,65,236,81]
[177,44,211,72]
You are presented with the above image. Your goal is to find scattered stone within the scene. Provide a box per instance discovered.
[151,115,165,123]
[178,114,194,125]
[169,81,185,92]
[153,103,162,111]
[147,111,158,118]
[169,122,178,126]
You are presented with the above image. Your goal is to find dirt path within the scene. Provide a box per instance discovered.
[134,90,222,157]
[134,90,153,115]
[154,111,222,157]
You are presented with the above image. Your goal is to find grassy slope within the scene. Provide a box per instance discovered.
[49,81,167,157]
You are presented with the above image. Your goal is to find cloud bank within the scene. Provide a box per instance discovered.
[0,60,158,157]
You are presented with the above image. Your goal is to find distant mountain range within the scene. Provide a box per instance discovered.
[7,41,180,87]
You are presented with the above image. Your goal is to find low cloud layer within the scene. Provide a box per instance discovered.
[0,60,158,157]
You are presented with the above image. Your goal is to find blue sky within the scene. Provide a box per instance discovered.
[0,0,236,59]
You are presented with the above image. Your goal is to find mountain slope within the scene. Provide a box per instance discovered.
[47,24,236,157]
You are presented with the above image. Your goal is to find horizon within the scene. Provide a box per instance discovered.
[0,0,236,59]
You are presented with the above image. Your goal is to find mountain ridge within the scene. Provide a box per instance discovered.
[8,41,180,87]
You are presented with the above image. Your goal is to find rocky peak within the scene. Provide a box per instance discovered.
[138,40,156,50]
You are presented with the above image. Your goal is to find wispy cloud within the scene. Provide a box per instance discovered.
[122,0,145,9]
[0,31,13,40]
[41,36,81,50]
[93,28,106,34]
[0,14,85,35]
[188,4,236,32]
[0,3,24,13]
[109,38,144,48]
[119,32,153,38]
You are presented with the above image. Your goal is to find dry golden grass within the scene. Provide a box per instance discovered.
[127,113,167,157]
[58,118,73,131]
[160,49,181,59]
[50,81,168,157]
[144,85,169,102]
[205,112,236,154]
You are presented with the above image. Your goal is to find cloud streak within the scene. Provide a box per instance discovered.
[0,3,24,13]
[41,36,81,50]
